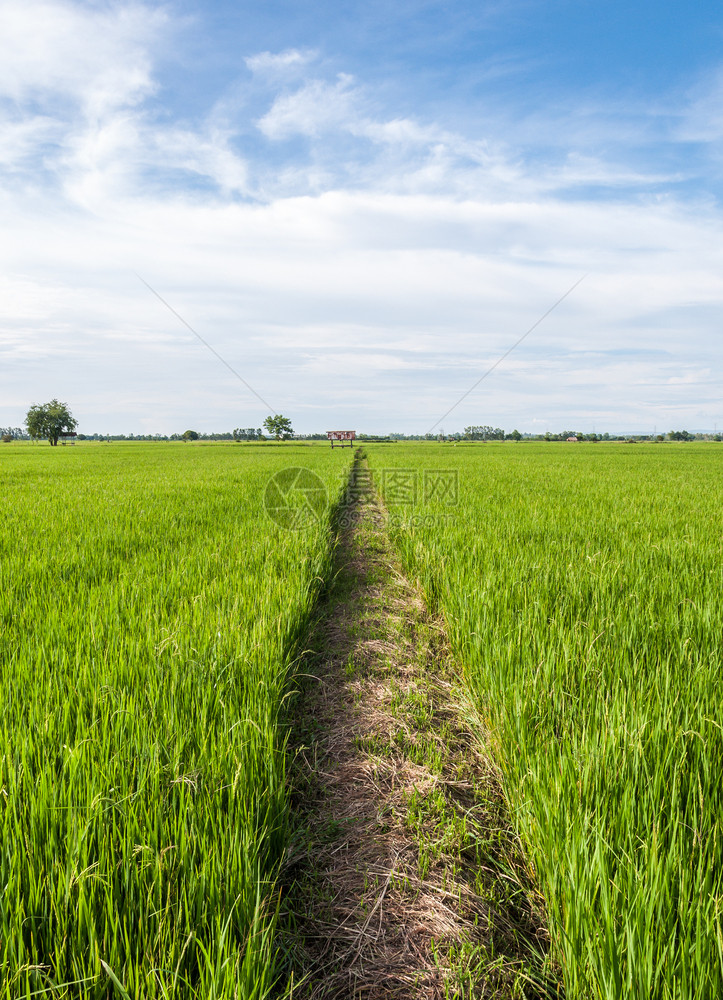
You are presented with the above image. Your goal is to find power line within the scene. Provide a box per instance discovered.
[135,273,276,414]
[427,274,587,434]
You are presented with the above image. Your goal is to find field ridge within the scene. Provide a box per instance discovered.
[281,453,559,998]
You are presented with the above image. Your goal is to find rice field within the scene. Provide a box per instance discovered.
[0,442,351,999]
[4,438,722,998]
[370,441,723,999]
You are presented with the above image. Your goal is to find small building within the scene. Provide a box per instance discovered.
[327,431,356,449]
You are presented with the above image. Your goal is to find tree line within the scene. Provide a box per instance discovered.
[5,401,720,444]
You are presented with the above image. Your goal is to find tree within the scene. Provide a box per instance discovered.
[508,429,522,442]
[263,414,293,440]
[25,399,77,446]
[0,426,25,440]
[182,429,199,441]
[464,425,504,441]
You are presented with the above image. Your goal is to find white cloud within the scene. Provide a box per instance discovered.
[0,115,59,167]
[245,48,318,77]
[152,128,250,195]
[0,2,253,208]
[0,0,167,116]
[361,117,444,147]
[5,180,723,431]
[255,74,360,139]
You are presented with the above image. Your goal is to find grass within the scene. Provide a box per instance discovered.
[370,440,723,999]
[0,441,352,998]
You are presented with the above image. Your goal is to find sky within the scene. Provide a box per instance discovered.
[2,0,723,435]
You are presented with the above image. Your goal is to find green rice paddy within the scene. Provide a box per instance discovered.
[0,442,350,998]
[3,439,722,998]
[370,441,723,999]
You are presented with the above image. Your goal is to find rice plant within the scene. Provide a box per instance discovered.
[0,441,351,999]
[371,441,723,999]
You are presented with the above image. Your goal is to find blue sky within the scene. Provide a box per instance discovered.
[2,0,723,434]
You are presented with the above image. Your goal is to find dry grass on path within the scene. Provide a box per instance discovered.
[281,460,561,999]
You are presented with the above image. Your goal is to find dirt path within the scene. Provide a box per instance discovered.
[282,454,560,999]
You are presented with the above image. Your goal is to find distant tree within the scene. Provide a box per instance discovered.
[508,429,522,442]
[25,399,77,446]
[0,426,25,440]
[182,429,200,441]
[464,425,504,441]
[263,415,293,440]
